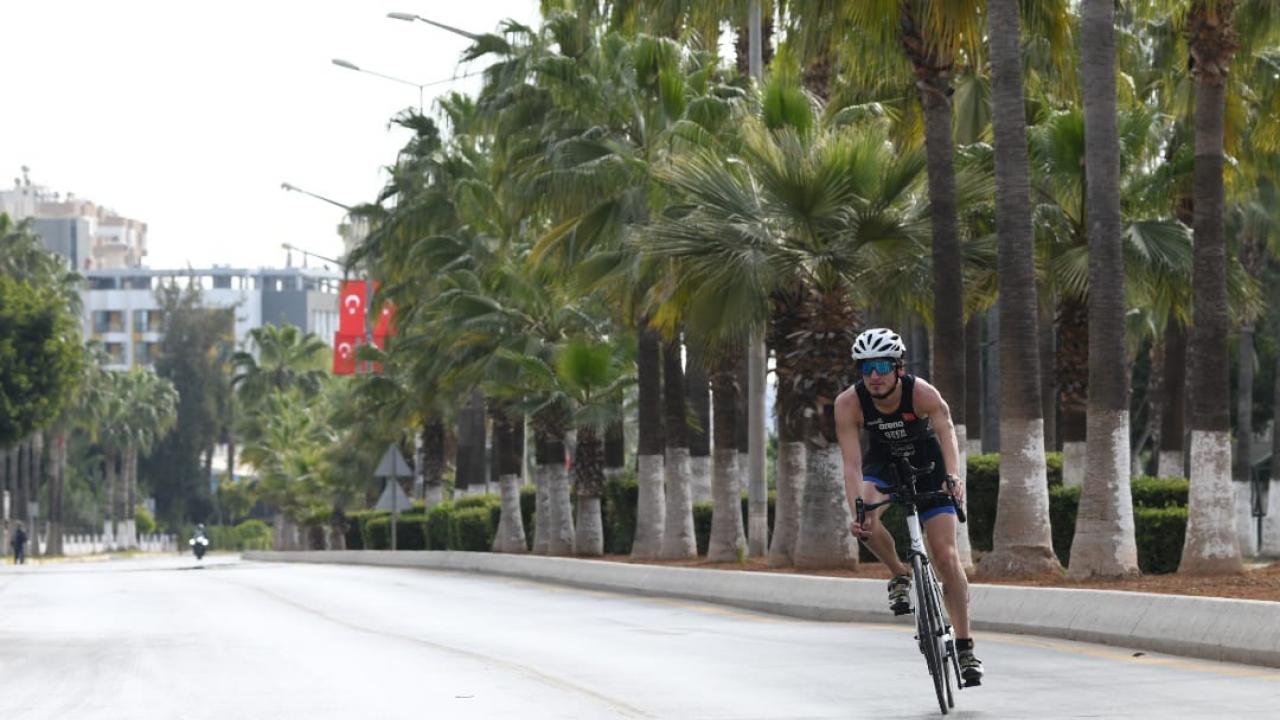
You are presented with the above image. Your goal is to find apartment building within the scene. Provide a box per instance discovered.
[84,266,342,369]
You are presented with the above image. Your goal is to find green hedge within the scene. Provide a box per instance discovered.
[450,506,496,551]
[603,476,639,554]
[426,504,453,550]
[1135,506,1188,574]
[206,519,273,551]
[1131,477,1189,508]
[365,514,428,550]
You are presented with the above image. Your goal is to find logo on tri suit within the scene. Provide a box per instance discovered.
[870,418,909,441]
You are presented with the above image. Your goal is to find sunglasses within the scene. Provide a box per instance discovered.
[860,359,897,376]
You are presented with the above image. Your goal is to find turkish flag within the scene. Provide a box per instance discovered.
[338,281,367,336]
[333,333,360,375]
[374,301,397,337]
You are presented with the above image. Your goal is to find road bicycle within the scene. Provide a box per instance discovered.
[856,456,969,715]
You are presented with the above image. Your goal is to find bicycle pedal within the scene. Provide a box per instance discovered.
[962,678,982,688]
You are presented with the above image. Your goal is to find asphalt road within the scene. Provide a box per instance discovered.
[0,555,1276,719]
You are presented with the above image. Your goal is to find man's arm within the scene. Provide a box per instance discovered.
[835,388,865,511]
[914,379,965,503]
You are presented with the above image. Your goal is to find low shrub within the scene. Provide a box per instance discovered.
[1131,477,1189,508]
[365,514,428,550]
[603,476,638,555]
[451,506,496,551]
[205,519,273,551]
[135,505,156,536]
[426,503,453,550]
[1135,506,1187,574]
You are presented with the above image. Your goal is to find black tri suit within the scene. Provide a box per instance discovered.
[855,373,956,521]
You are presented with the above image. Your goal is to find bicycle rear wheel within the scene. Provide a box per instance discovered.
[913,557,949,715]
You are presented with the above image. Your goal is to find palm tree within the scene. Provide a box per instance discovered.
[977,0,1061,577]
[1069,0,1140,578]
[650,86,942,566]
[1181,0,1245,574]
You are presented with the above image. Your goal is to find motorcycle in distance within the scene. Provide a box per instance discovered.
[189,524,210,560]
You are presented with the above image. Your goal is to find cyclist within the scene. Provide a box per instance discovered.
[834,327,984,685]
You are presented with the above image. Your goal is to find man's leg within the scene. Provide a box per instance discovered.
[923,512,969,638]
[858,484,909,577]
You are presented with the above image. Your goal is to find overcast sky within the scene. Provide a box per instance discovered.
[1,0,542,271]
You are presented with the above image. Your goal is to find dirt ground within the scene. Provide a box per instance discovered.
[606,554,1280,602]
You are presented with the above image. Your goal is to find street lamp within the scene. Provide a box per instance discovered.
[280,182,351,212]
[331,58,429,114]
[386,12,480,40]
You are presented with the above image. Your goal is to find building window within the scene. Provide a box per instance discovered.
[124,276,152,290]
[89,276,118,290]
[133,341,157,366]
[93,310,125,333]
[104,342,126,365]
[213,275,232,289]
[132,309,163,332]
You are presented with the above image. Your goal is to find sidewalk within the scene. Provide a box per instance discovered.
[246,550,1280,669]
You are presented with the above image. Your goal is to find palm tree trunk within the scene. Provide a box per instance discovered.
[1181,2,1243,574]
[793,413,858,569]
[1265,348,1280,553]
[964,316,982,456]
[126,444,139,550]
[542,433,574,556]
[573,426,605,556]
[421,418,446,509]
[767,383,805,567]
[978,0,1059,577]
[604,416,625,488]
[1071,0,1139,578]
[735,348,750,506]
[1058,297,1089,486]
[492,406,527,553]
[631,324,665,559]
[685,345,712,503]
[707,354,746,561]
[660,337,696,559]
[1040,302,1059,451]
[50,429,66,556]
[981,306,1001,453]
[28,435,43,556]
[1235,324,1257,555]
[1160,318,1188,476]
[104,447,117,548]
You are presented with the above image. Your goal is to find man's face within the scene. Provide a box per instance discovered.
[860,358,900,396]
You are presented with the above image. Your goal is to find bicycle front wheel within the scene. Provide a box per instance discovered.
[913,557,949,714]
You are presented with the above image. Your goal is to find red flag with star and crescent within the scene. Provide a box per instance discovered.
[338,280,367,336]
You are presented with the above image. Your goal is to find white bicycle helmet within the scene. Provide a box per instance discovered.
[851,328,906,360]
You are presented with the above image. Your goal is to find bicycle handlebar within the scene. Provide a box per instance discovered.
[853,458,967,526]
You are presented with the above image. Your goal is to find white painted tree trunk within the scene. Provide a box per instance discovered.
[953,424,974,573]
[493,473,528,553]
[736,452,749,500]
[660,448,696,559]
[547,464,575,556]
[631,453,665,559]
[1062,441,1086,486]
[767,441,806,567]
[1157,450,1185,478]
[1263,478,1280,557]
[966,438,983,457]
[423,482,444,510]
[979,419,1060,575]
[533,464,550,555]
[1181,430,1244,573]
[574,496,604,557]
[1068,410,1139,577]
[1234,480,1257,557]
[707,448,746,561]
[689,456,712,504]
[793,444,858,568]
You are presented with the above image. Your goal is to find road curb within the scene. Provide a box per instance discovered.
[244,550,1280,669]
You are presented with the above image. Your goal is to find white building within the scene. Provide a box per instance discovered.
[84,266,342,369]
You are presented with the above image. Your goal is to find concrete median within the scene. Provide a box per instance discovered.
[244,550,1280,669]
